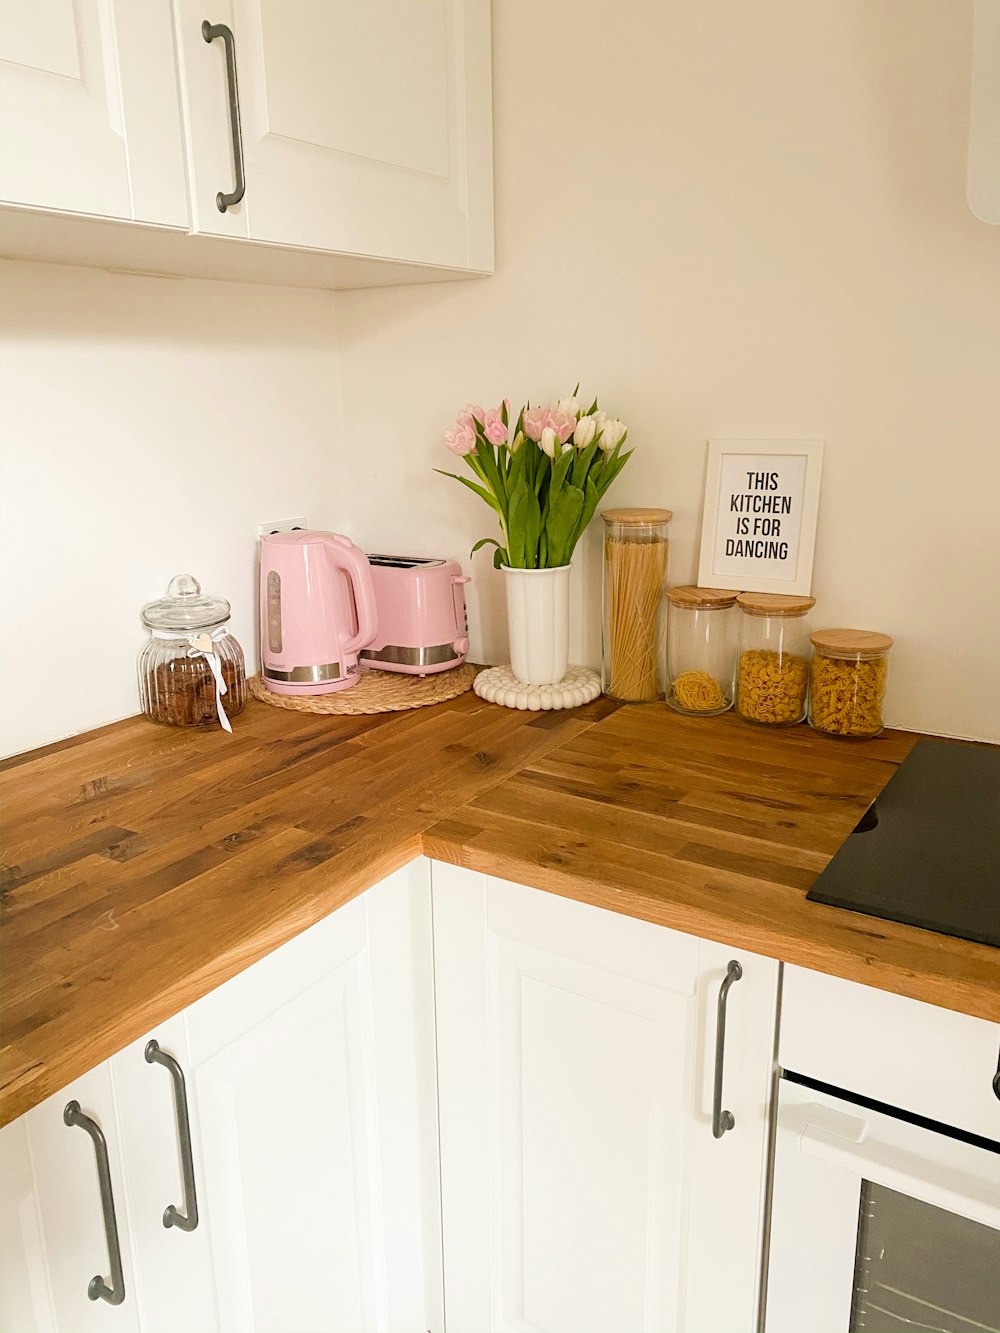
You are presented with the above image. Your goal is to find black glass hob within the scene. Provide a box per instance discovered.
[806,738,1000,948]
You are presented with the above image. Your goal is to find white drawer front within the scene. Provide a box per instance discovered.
[780,966,1000,1141]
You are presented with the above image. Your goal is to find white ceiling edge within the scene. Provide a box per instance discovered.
[969,0,1000,223]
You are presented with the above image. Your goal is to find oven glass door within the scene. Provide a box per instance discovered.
[765,1080,1000,1333]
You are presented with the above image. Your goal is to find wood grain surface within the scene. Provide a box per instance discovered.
[2,694,997,1126]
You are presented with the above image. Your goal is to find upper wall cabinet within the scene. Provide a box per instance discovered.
[174,0,493,269]
[0,0,188,225]
[0,0,493,285]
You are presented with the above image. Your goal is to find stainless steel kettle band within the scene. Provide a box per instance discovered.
[263,661,346,683]
[360,643,462,667]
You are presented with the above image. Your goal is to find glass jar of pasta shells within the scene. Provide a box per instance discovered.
[735,593,815,726]
[602,507,672,702]
[665,586,738,716]
[808,630,893,739]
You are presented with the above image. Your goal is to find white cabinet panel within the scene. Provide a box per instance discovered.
[111,1017,218,1333]
[184,859,441,1333]
[0,1064,138,1333]
[0,0,187,224]
[174,0,493,268]
[433,864,778,1333]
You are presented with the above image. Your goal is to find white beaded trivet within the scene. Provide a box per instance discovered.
[473,664,602,711]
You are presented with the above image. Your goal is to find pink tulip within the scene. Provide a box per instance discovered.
[548,410,576,444]
[466,403,486,426]
[484,416,508,445]
[522,407,546,442]
[445,425,477,455]
[456,410,477,433]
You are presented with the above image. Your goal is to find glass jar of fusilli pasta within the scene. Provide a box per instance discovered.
[736,593,815,726]
[808,630,893,739]
[665,586,738,716]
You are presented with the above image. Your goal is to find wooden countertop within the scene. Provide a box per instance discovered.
[2,693,997,1126]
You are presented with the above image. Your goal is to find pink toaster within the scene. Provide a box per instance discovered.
[360,555,471,675]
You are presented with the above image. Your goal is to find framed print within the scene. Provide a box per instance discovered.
[697,438,824,595]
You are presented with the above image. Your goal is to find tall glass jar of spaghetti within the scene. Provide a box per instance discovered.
[601,508,672,701]
[665,586,739,716]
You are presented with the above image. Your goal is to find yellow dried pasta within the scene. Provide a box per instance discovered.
[736,649,808,726]
[671,669,727,713]
[809,653,887,737]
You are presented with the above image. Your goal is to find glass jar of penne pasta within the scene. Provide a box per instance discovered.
[735,592,815,726]
[601,508,672,701]
[664,585,739,716]
[808,629,893,738]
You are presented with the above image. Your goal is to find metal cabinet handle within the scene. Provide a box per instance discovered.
[202,20,245,212]
[712,960,743,1138]
[63,1101,126,1306]
[145,1040,199,1232]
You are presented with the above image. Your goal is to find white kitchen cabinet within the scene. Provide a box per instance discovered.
[173,0,493,270]
[174,858,443,1333]
[432,863,778,1333]
[0,0,188,225]
[0,1062,138,1333]
[0,860,442,1333]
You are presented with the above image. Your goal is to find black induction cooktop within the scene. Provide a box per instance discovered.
[806,738,1000,948]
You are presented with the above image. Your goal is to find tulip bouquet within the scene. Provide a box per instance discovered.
[437,391,633,569]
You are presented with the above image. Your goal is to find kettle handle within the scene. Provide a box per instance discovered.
[323,537,379,655]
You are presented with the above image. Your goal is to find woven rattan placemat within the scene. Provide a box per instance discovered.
[248,663,478,716]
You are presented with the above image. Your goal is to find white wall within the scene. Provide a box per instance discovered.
[0,261,341,756]
[335,0,1000,742]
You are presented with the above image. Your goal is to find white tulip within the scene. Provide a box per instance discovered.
[600,418,626,452]
[573,415,597,449]
[539,426,558,458]
[557,396,581,419]
[592,409,607,433]
[510,430,524,453]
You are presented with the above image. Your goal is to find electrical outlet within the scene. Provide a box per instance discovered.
[256,516,307,539]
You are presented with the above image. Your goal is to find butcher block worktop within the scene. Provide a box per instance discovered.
[2,693,997,1126]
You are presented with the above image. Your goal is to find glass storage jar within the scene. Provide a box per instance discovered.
[601,507,672,702]
[735,592,815,726]
[138,575,247,731]
[665,586,738,716]
[808,629,893,739]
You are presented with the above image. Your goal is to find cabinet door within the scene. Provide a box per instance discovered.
[183,859,443,1333]
[432,864,777,1333]
[0,1064,138,1333]
[111,1016,218,1333]
[0,0,187,224]
[173,0,493,268]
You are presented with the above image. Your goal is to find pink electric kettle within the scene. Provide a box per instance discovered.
[259,531,378,694]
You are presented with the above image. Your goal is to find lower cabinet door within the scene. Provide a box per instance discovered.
[432,863,778,1333]
[181,859,442,1333]
[0,1064,138,1333]
[111,1015,218,1333]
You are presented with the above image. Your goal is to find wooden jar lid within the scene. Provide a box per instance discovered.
[666,584,739,609]
[601,507,673,524]
[810,628,894,659]
[736,592,816,618]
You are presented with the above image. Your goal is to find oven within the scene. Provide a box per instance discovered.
[766,967,1000,1333]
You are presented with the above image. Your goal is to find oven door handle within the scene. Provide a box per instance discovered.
[799,1115,1000,1231]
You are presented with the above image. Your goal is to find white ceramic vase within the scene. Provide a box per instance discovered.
[502,564,571,685]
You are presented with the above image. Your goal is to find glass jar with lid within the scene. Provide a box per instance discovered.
[808,629,893,739]
[735,592,815,726]
[665,585,738,716]
[601,507,672,702]
[138,575,247,730]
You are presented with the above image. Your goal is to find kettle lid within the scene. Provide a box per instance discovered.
[142,574,231,630]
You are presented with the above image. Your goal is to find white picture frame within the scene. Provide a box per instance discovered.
[697,438,824,595]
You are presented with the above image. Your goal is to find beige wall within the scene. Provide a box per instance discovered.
[336,0,1000,741]
[0,261,342,755]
